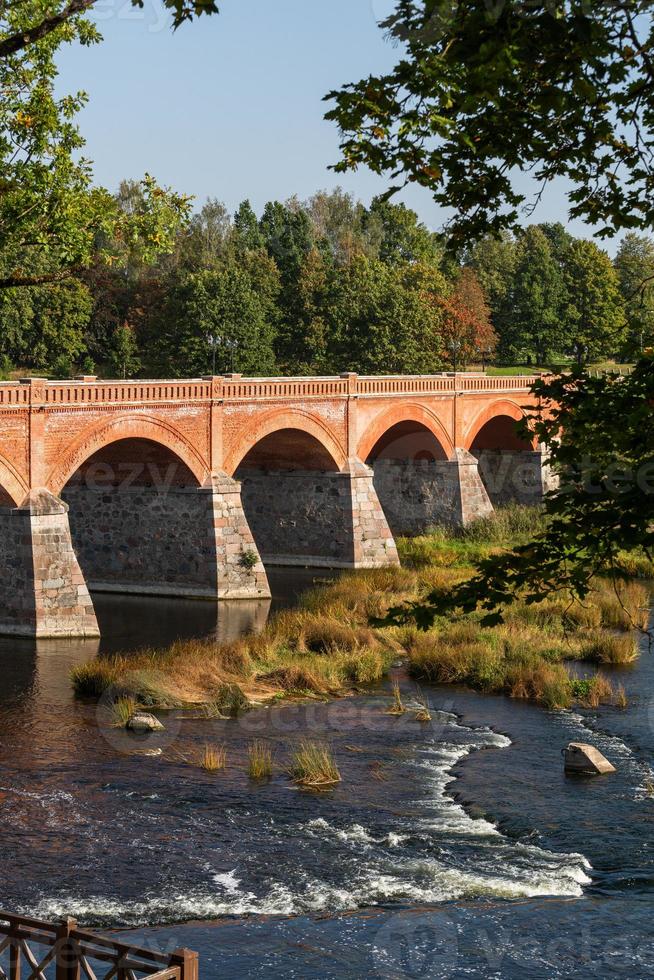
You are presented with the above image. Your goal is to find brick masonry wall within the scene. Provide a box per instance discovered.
[0,490,99,637]
[238,465,399,568]
[62,477,270,600]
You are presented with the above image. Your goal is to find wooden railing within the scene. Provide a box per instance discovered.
[0,912,198,980]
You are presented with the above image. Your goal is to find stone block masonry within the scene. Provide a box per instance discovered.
[372,451,493,535]
[475,450,555,507]
[62,474,270,600]
[238,462,398,569]
[0,373,548,636]
[0,489,99,638]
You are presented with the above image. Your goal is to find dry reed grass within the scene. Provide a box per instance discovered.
[248,740,273,779]
[200,743,227,772]
[71,506,650,714]
[289,741,341,788]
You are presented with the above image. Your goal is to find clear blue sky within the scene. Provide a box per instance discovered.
[56,0,617,250]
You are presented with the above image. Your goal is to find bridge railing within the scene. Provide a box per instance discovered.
[1,373,540,407]
[0,911,198,980]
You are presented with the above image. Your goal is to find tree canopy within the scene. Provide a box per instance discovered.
[327,1,654,249]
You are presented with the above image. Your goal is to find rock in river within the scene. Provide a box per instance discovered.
[564,742,616,775]
[127,712,164,733]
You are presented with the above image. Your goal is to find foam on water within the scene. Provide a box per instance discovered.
[19,713,593,927]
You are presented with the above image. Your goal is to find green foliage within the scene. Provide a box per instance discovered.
[614,233,654,357]
[0,4,192,295]
[327,1,654,247]
[563,240,626,363]
[155,258,279,377]
[238,549,259,571]
[0,277,91,373]
[500,227,567,365]
[108,322,141,380]
[388,357,654,628]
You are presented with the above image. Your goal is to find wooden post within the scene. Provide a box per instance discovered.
[9,938,20,980]
[55,918,80,980]
[172,948,199,980]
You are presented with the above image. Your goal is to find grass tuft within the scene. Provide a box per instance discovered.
[414,689,432,723]
[616,684,629,710]
[386,680,407,715]
[248,740,273,779]
[111,696,138,728]
[289,741,341,788]
[71,660,119,698]
[581,632,639,665]
[200,743,227,773]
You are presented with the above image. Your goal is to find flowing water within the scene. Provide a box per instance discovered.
[0,571,653,978]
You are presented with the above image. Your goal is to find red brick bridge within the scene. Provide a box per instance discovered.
[0,372,546,637]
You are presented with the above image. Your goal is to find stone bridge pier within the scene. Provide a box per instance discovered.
[0,373,547,637]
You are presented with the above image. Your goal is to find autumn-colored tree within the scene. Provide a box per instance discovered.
[438,269,496,369]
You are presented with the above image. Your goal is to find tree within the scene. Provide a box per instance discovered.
[563,240,626,364]
[232,200,264,254]
[305,188,369,264]
[291,247,332,373]
[0,2,196,294]
[327,1,654,248]
[178,199,231,271]
[500,226,568,365]
[387,357,654,628]
[614,233,654,357]
[0,0,219,61]
[156,257,279,378]
[326,256,447,375]
[0,277,91,372]
[364,197,442,265]
[108,322,141,379]
[439,268,496,368]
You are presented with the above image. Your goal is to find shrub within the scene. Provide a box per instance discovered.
[214,683,250,717]
[261,664,327,695]
[337,649,388,685]
[238,550,259,570]
[297,617,378,655]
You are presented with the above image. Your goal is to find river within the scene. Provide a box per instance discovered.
[0,570,652,978]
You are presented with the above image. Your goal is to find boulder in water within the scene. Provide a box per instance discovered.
[564,742,616,775]
[127,712,164,733]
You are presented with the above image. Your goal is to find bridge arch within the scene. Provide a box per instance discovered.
[466,399,544,508]
[224,408,347,476]
[358,404,454,463]
[47,414,210,494]
[465,399,537,453]
[50,416,227,600]
[0,452,29,507]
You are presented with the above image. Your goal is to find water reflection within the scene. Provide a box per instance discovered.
[0,567,329,715]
